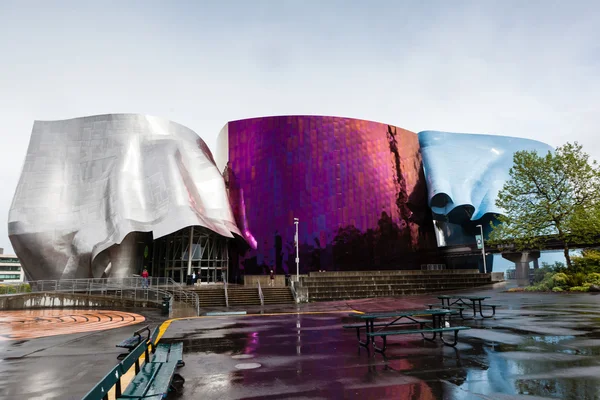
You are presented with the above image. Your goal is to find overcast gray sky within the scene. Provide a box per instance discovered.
[1,0,599,253]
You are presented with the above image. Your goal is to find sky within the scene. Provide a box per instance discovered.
[1,0,600,254]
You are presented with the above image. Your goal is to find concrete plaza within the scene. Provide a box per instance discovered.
[1,283,600,399]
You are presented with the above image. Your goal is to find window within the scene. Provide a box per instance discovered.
[0,274,20,280]
[0,266,21,271]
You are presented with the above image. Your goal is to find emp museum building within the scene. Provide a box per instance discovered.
[8,114,553,284]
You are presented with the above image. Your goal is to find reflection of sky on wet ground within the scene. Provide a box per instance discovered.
[164,293,600,399]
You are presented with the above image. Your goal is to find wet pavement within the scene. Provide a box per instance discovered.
[162,283,600,400]
[0,308,163,400]
[0,283,599,399]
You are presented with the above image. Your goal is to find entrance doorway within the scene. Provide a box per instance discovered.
[150,226,229,284]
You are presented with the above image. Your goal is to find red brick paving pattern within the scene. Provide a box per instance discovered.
[0,309,144,340]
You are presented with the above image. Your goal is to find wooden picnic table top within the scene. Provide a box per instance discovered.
[437,295,491,300]
[349,309,452,319]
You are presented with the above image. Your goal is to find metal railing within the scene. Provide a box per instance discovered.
[290,280,298,304]
[257,281,264,306]
[2,277,199,315]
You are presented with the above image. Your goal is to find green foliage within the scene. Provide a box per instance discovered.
[522,268,600,293]
[525,285,543,292]
[543,261,567,272]
[532,265,556,284]
[551,272,569,288]
[584,272,600,285]
[571,249,600,274]
[566,272,586,287]
[0,283,30,294]
[489,142,600,268]
[569,286,589,292]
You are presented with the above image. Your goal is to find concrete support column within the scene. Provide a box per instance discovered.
[502,251,541,286]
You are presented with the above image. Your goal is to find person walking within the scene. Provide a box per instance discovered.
[192,270,197,285]
[269,269,275,287]
[141,268,149,288]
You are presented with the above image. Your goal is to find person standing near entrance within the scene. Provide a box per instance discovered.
[192,270,197,285]
[142,268,149,288]
[269,269,275,287]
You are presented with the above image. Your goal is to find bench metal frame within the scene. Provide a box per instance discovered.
[116,325,151,360]
[367,327,469,355]
[437,295,498,319]
[348,310,452,353]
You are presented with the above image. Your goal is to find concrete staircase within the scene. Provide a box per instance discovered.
[188,287,226,307]
[261,287,295,305]
[227,287,261,307]
[183,285,295,308]
[299,270,492,302]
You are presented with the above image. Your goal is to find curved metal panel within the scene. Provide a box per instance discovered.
[418,130,554,223]
[8,114,244,280]
[219,116,437,274]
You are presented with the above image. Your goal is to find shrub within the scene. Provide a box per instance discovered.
[551,272,569,288]
[584,272,600,286]
[0,283,30,294]
[569,286,589,292]
[542,261,567,274]
[525,285,541,292]
[533,265,557,284]
[566,272,586,287]
[552,287,564,292]
[571,250,600,274]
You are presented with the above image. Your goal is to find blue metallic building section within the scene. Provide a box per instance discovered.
[418,131,554,224]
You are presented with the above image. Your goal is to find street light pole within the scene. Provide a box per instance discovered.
[294,218,299,281]
[476,224,487,274]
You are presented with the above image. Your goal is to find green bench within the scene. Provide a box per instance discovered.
[367,326,470,355]
[116,325,151,360]
[117,342,185,399]
[82,326,185,400]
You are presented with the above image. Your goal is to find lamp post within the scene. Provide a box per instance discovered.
[294,218,299,281]
[476,224,487,274]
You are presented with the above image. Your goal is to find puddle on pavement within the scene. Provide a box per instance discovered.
[167,308,600,399]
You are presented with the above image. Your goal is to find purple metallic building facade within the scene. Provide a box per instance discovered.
[216,116,437,276]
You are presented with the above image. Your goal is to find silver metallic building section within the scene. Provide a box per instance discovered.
[8,114,242,280]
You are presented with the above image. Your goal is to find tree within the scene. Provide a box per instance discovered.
[489,142,600,268]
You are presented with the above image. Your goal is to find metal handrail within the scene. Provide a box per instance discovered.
[257,281,264,306]
[289,280,298,304]
[4,277,200,315]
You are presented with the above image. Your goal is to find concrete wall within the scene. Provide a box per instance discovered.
[307,269,481,277]
[0,292,161,310]
[491,272,505,282]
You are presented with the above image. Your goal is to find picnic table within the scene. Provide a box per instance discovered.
[345,309,469,356]
[436,295,498,319]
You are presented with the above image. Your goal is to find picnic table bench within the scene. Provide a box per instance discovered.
[347,309,469,356]
[436,295,500,319]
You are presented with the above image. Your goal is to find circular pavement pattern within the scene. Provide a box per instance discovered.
[0,309,145,341]
[235,362,262,370]
[231,354,255,360]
